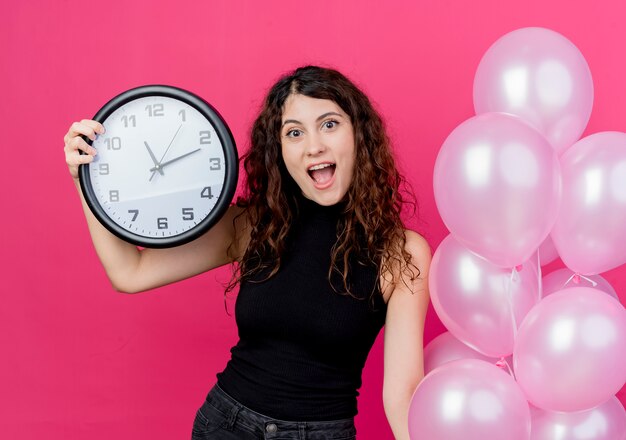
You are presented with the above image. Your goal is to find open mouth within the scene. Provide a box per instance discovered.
[307,163,336,185]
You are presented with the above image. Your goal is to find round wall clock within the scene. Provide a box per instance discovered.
[79,85,238,248]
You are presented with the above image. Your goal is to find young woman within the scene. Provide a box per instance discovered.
[64,66,430,440]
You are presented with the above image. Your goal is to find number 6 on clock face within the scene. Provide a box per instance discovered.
[79,85,238,248]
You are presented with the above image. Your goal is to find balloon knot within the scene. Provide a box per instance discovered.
[515,264,523,272]
[573,274,581,284]
[495,359,507,368]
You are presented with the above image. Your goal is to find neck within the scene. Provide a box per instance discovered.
[295,191,346,219]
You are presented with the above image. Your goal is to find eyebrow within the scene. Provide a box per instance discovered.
[281,112,344,128]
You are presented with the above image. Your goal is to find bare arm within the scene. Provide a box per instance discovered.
[381,231,431,440]
[65,119,248,294]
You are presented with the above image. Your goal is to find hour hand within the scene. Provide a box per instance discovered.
[144,141,164,176]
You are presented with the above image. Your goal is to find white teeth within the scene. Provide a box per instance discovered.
[308,163,334,171]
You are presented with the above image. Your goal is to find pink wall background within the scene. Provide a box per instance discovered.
[1,1,625,438]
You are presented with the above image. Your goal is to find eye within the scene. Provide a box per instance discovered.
[285,128,303,138]
[322,120,339,130]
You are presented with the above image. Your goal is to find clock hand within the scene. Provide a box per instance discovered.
[150,123,183,181]
[144,141,164,176]
[149,148,202,172]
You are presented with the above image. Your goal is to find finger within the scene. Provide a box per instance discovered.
[67,150,95,169]
[71,152,95,165]
[66,121,99,142]
[68,136,98,155]
[80,119,105,135]
[68,153,95,179]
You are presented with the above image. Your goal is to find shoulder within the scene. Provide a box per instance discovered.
[380,229,431,303]
[403,230,431,267]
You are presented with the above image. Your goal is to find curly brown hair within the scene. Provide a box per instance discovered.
[227,65,418,305]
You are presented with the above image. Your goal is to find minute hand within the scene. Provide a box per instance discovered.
[149,148,201,172]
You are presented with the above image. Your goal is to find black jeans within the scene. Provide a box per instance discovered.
[192,384,357,439]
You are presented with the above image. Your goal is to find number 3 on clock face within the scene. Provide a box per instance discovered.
[79,85,238,248]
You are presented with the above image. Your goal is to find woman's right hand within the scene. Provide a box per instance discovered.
[64,119,105,180]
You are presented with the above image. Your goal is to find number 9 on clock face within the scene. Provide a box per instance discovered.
[79,85,238,248]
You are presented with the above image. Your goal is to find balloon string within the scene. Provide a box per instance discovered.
[563,273,576,287]
[578,274,598,286]
[563,272,598,289]
[537,251,542,302]
[508,267,518,340]
[496,357,516,380]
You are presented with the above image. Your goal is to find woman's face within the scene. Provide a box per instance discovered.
[280,94,356,206]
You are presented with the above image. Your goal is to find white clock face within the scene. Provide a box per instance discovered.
[88,96,226,239]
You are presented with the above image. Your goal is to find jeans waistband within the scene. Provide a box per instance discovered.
[206,383,356,434]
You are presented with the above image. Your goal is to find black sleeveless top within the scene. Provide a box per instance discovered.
[216,196,387,421]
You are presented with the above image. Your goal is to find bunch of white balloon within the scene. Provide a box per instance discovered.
[409,27,626,440]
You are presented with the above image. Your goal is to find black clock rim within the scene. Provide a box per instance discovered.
[78,85,238,249]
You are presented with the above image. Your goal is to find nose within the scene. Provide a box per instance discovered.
[304,133,326,156]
